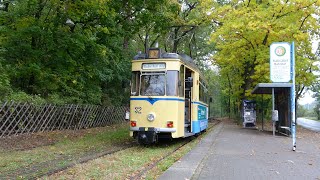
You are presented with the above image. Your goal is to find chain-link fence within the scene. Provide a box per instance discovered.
[0,101,128,138]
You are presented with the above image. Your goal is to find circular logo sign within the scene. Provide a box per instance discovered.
[275,46,286,56]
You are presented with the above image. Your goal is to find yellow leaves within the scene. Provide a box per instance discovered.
[295,55,317,86]
[293,33,308,42]
[209,0,320,101]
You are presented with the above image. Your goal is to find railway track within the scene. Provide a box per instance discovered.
[129,118,221,180]
[0,142,137,179]
[2,118,221,179]
[42,143,137,178]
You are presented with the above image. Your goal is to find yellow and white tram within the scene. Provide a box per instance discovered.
[129,48,210,144]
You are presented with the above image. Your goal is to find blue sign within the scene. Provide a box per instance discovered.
[197,105,207,120]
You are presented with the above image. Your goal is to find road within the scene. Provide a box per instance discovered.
[297,117,320,132]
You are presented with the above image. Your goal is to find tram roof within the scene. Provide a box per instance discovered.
[135,51,203,72]
[133,49,208,85]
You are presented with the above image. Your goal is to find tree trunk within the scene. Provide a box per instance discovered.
[172,28,180,53]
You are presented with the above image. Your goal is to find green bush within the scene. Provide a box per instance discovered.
[5,92,46,105]
[0,62,12,100]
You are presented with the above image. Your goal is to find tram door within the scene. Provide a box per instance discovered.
[184,68,193,133]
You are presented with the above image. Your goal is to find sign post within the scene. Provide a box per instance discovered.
[270,42,291,137]
[291,42,296,151]
[270,42,295,151]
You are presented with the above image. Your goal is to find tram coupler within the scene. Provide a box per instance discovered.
[137,127,158,145]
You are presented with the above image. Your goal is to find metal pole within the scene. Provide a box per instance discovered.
[272,88,275,136]
[291,42,296,151]
[262,94,264,131]
[220,98,222,118]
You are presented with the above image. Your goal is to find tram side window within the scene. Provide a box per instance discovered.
[167,71,178,96]
[204,89,208,103]
[179,66,184,97]
[131,71,140,96]
[204,85,208,103]
[199,81,204,102]
[199,80,208,103]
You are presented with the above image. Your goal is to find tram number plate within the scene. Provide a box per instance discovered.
[135,107,142,114]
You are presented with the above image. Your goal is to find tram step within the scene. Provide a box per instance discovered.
[184,132,194,137]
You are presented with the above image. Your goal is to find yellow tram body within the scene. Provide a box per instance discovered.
[129,49,209,144]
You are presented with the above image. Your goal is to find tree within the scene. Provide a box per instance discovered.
[208,0,320,112]
[0,0,128,104]
[0,0,221,107]
[163,0,214,55]
[312,75,320,120]
[297,104,307,117]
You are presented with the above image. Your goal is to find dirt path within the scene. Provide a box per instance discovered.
[160,118,320,180]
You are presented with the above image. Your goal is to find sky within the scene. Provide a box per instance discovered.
[298,91,315,105]
[298,40,319,105]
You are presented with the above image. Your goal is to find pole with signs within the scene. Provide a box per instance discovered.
[291,42,296,151]
[272,88,275,136]
[270,42,295,150]
[270,42,291,135]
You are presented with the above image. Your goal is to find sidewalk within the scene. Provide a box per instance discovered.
[158,119,320,180]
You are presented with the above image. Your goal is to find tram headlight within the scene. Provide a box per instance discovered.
[147,113,155,121]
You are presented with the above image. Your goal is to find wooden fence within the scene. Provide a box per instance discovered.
[0,101,128,138]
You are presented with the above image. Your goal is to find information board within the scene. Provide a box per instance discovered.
[270,42,291,82]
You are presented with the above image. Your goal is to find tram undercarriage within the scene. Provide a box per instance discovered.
[134,128,158,145]
[133,128,196,145]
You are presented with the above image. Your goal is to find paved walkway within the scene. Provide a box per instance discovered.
[158,119,320,180]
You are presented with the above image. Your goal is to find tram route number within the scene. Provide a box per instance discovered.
[135,107,142,114]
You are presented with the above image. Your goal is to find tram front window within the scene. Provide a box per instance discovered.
[141,72,165,96]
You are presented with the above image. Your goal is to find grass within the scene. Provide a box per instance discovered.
[0,123,131,178]
[42,124,215,180]
[1,122,217,179]
[144,137,201,179]
[43,142,190,179]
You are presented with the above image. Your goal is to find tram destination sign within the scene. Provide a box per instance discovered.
[142,63,166,70]
[270,42,291,82]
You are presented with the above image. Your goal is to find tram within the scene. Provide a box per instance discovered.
[129,48,210,145]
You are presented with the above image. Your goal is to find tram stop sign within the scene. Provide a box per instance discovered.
[270,42,291,82]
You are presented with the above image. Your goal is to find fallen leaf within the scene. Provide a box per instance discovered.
[287,160,294,164]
